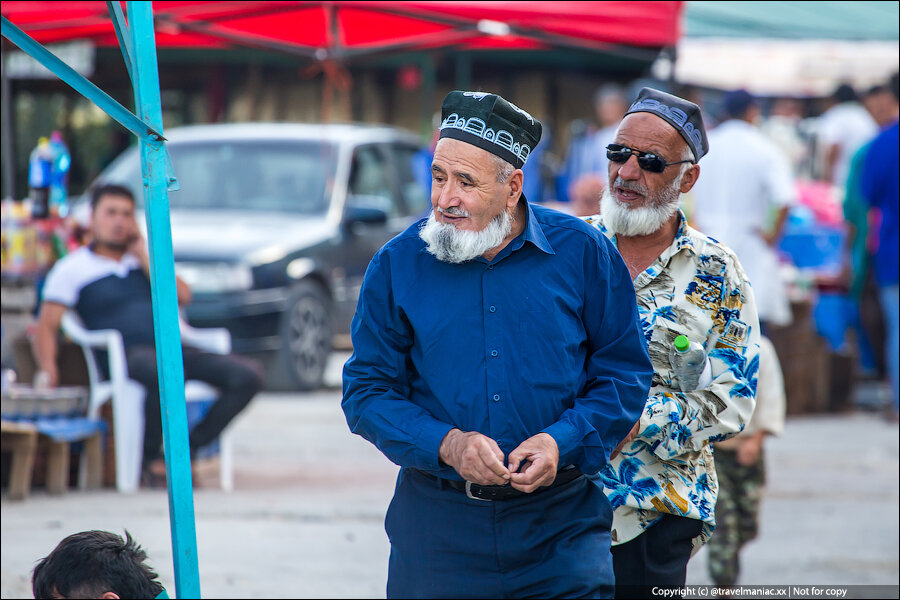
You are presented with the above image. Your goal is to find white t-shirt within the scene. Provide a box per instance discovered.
[817,102,877,187]
[42,246,156,347]
[689,119,798,326]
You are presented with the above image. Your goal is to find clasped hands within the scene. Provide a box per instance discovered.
[438,429,559,493]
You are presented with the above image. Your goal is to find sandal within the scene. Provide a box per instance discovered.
[141,460,167,489]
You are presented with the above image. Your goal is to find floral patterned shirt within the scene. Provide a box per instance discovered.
[583,210,760,551]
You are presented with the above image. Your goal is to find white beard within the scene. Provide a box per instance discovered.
[419,208,513,263]
[600,176,682,237]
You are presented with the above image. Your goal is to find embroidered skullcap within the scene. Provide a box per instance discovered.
[438,91,542,170]
[624,87,709,161]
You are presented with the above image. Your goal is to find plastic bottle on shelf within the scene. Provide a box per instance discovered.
[28,137,53,219]
[669,334,712,392]
[48,131,72,218]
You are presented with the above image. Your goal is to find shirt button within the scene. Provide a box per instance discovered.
[487,265,494,270]
[489,306,496,313]
[493,394,500,402]
[491,350,499,357]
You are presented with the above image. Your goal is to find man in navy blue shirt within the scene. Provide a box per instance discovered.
[342,91,653,598]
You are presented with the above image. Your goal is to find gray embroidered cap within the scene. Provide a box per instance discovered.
[438,91,542,169]
[624,87,709,161]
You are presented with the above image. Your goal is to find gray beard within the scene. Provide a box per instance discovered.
[419,209,513,263]
[600,176,682,237]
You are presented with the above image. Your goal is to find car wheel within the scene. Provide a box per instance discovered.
[277,280,333,390]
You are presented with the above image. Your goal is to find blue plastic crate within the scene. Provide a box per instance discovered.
[779,225,845,272]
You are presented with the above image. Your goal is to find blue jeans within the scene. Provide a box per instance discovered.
[879,284,899,414]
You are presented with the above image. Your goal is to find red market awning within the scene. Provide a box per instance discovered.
[1,1,684,60]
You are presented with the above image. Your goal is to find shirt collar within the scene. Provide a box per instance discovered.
[475,198,555,264]
[664,208,698,259]
[87,245,141,266]
[517,198,555,256]
[602,208,699,288]
[602,208,697,260]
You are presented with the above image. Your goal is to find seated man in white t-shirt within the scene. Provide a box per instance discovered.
[33,184,263,487]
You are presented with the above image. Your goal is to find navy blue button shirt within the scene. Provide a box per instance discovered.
[342,201,653,479]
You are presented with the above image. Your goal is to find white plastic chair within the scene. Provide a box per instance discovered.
[61,311,235,493]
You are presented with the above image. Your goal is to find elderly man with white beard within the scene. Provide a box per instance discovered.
[583,87,761,599]
[342,91,653,599]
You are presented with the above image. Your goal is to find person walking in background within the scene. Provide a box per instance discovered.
[708,336,786,587]
[689,89,798,333]
[759,96,810,178]
[583,87,760,598]
[860,73,900,422]
[841,82,898,381]
[563,84,629,215]
[817,83,877,188]
[343,90,653,598]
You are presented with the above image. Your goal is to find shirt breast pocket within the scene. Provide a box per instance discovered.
[518,311,579,390]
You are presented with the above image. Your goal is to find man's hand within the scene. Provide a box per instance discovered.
[507,433,559,493]
[736,431,765,466]
[128,221,193,305]
[125,222,150,267]
[439,429,510,485]
[609,420,640,461]
[34,367,59,389]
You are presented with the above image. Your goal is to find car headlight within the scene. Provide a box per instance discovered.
[175,262,253,293]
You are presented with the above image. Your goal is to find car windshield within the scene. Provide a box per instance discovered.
[99,139,339,215]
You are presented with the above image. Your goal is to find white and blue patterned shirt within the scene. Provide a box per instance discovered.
[583,210,760,551]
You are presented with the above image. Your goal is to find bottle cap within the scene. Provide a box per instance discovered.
[674,335,690,352]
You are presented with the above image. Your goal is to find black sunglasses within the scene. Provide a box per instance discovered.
[606,143,694,174]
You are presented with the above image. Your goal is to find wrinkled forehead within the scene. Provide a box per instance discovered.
[433,137,499,170]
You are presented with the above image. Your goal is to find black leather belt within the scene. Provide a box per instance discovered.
[418,466,584,501]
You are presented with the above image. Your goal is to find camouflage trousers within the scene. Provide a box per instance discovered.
[707,446,766,586]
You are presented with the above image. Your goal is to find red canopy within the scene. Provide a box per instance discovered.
[2,1,684,59]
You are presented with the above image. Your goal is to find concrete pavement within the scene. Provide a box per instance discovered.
[2,354,898,598]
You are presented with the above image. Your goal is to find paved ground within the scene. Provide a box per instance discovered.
[2,353,898,598]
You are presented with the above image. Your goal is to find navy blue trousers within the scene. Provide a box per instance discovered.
[385,468,615,599]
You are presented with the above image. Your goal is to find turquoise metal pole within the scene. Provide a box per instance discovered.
[107,1,135,83]
[127,2,201,598]
[0,16,163,142]
[3,5,198,596]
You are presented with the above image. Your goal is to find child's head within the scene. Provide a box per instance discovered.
[32,530,165,599]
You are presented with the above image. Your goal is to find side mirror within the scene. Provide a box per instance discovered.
[344,195,390,226]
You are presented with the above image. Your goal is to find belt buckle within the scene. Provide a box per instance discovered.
[465,481,492,501]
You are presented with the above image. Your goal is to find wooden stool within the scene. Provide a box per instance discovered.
[1,420,38,500]
[43,428,104,494]
[3,384,103,495]
[33,418,106,495]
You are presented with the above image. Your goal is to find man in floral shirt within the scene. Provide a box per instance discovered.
[583,87,760,598]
